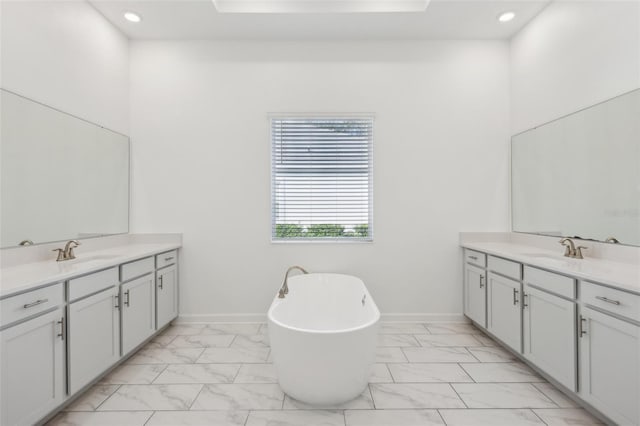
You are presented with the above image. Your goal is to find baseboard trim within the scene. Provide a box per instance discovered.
[176,313,468,324]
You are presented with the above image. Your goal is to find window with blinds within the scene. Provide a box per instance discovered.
[271,117,373,241]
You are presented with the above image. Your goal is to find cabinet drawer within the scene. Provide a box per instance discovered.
[120,257,154,282]
[465,249,486,267]
[156,250,178,269]
[581,281,640,322]
[68,267,118,301]
[488,256,521,280]
[1,283,64,327]
[524,266,575,299]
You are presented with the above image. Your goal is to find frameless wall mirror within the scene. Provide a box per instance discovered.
[512,89,640,247]
[1,89,129,248]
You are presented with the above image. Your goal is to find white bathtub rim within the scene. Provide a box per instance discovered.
[267,273,380,335]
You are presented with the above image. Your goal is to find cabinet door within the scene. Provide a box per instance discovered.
[464,263,486,328]
[157,265,178,330]
[1,308,65,426]
[523,285,576,391]
[580,307,639,426]
[121,274,156,355]
[68,286,120,394]
[487,272,522,353]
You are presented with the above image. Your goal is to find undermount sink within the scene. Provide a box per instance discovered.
[70,254,119,264]
[521,253,572,264]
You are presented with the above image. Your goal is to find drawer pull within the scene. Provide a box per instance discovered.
[23,299,49,309]
[164,256,174,262]
[479,275,485,288]
[595,296,620,306]
[469,256,478,261]
[513,288,519,305]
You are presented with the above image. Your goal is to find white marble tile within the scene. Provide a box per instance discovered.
[234,363,278,383]
[370,383,465,409]
[467,346,517,362]
[230,334,270,349]
[99,364,166,385]
[98,384,203,411]
[154,364,241,384]
[376,347,408,363]
[369,364,393,383]
[379,323,428,334]
[191,384,284,410]
[532,408,604,425]
[378,334,421,347]
[168,334,235,348]
[47,411,153,426]
[460,362,544,382]
[246,410,345,426]
[146,334,177,348]
[425,324,482,335]
[345,409,444,426]
[415,334,482,348]
[197,347,270,363]
[127,348,205,364]
[439,409,545,425]
[403,347,477,363]
[146,410,249,426]
[161,324,206,336]
[202,323,262,335]
[532,383,580,408]
[388,363,474,383]
[65,385,120,411]
[452,383,557,408]
[473,334,498,346]
[283,390,374,409]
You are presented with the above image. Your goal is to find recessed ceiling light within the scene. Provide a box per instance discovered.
[212,0,430,14]
[123,11,142,23]
[497,11,515,22]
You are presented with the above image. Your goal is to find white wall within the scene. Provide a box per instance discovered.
[0,1,129,134]
[130,41,511,319]
[510,0,640,134]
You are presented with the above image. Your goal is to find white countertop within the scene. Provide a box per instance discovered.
[0,242,180,298]
[462,241,640,295]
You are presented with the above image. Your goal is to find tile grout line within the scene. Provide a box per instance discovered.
[186,384,206,410]
[91,384,121,412]
[436,408,449,426]
[142,410,155,426]
[448,383,469,409]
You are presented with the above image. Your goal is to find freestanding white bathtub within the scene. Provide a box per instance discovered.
[267,273,380,405]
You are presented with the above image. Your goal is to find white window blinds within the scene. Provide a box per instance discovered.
[271,117,373,241]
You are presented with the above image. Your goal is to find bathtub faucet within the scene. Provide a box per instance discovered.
[278,265,309,298]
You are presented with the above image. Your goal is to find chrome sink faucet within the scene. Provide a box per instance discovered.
[53,240,81,261]
[559,238,587,259]
[278,265,309,299]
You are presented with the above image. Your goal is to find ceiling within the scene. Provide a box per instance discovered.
[89,0,551,40]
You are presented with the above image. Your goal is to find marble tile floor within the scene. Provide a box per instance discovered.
[47,322,604,426]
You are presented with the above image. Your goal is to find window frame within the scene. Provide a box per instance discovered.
[270,114,374,243]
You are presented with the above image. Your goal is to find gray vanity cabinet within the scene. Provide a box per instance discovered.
[522,284,576,391]
[463,250,487,327]
[579,296,640,425]
[121,274,156,355]
[157,263,178,329]
[0,307,65,426]
[487,272,522,353]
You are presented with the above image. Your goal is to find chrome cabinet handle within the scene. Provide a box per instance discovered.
[579,316,587,337]
[57,317,65,340]
[23,299,49,309]
[469,255,478,261]
[114,294,120,309]
[522,293,528,308]
[513,288,519,305]
[158,275,164,290]
[124,290,130,307]
[479,275,485,288]
[164,256,174,262]
[595,296,620,306]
